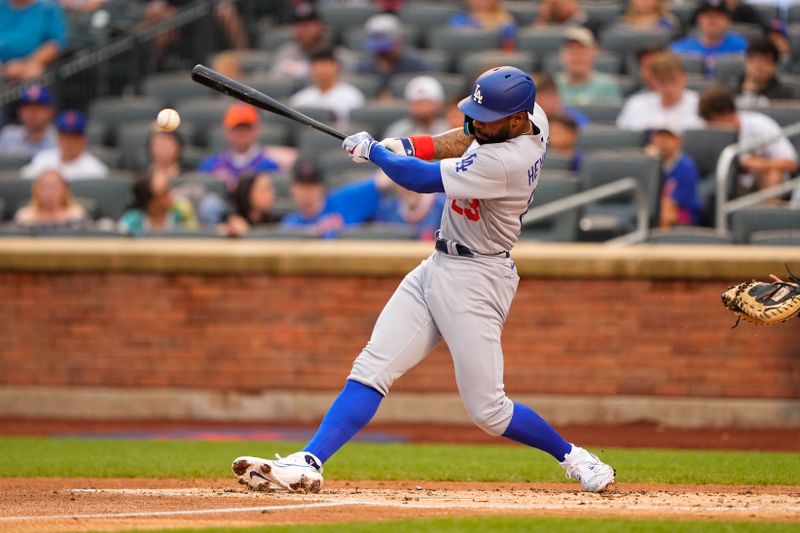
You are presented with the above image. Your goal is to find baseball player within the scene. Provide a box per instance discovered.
[233,67,615,494]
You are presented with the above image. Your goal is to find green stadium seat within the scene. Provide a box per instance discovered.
[428,28,501,69]
[506,1,539,25]
[415,49,451,72]
[583,2,624,30]
[599,27,672,58]
[350,101,410,139]
[143,72,211,107]
[730,207,800,244]
[681,128,737,179]
[542,50,622,75]
[749,229,800,246]
[573,102,624,124]
[576,125,646,152]
[517,27,568,62]
[338,223,418,240]
[520,171,581,242]
[0,178,32,220]
[242,226,317,240]
[399,4,461,44]
[457,50,536,79]
[0,152,30,170]
[341,74,382,100]
[70,178,133,220]
[172,172,228,199]
[713,54,745,84]
[319,4,380,36]
[257,24,295,51]
[242,74,297,100]
[646,227,734,244]
[88,97,163,146]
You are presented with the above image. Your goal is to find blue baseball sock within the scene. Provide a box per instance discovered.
[304,379,383,463]
[502,402,572,461]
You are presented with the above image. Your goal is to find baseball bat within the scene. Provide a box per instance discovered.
[190,64,347,141]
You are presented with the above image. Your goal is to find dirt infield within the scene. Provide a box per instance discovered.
[1,478,798,532]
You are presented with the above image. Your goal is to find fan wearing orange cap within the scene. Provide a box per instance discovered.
[198,103,281,194]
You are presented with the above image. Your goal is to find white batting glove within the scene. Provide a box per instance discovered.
[342,131,376,163]
[379,137,416,157]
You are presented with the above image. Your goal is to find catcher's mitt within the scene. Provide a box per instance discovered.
[721,270,800,327]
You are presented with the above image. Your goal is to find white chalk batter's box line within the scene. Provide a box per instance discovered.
[2,497,800,521]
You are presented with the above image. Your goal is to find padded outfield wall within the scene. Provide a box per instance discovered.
[0,239,798,428]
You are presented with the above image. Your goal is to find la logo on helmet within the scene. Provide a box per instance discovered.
[473,84,483,104]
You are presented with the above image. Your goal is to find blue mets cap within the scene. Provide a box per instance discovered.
[19,85,53,106]
[56,110,87,135]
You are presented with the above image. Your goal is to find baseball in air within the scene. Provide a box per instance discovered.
[156,108,180,132]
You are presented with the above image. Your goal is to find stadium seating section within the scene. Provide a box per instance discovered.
[1,0,799,242]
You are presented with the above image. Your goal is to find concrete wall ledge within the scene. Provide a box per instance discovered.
[1,239,798,279]
[2,386,798,429]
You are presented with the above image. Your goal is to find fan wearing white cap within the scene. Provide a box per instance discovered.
[644,121,704,228]
[384,76,449,139]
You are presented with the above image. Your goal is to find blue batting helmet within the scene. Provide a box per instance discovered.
[458,66,536,125]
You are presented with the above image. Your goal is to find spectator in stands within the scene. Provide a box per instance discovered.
[671,0,747,77]
[534,73,589,128]
[736,37,794,107]
[375,176,445,241]
[355,14,428,99]
[220,171,280,237]
[534,0,586,27]
[289,49,365,128]
[547,114,582,172]
[619,0,678,32]
[144,0,247,55]
[211,49,242,79]
[148,129,183,183]
[384,76,448,139]
[448,0,516,51]
[555,27,622,106]
[445,96,464,130]
[765,20,791,58]
[21,111,108,181]
[198,104,280,193]
[14,168,88,228]
[617,51,705,132]
[627,45,666,95]
[119,171,197,236]
[0,85,57,159]
[0,0,67,81]
[723,0,766,29]
[282,160,381,239]
[643,123,704,227]
[699,85,798,195]
[270,2,356,81]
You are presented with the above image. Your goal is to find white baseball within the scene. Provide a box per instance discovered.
[156,108,180,132]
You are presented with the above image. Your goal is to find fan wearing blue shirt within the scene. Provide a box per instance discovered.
[282,160,382,239]
[0,0,66,81]
[648,125,703,227]
[671,0,747,77]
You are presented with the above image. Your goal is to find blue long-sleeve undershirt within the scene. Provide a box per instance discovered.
[368,143,445,194]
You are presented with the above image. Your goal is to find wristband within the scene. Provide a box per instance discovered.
[409,135,435,160]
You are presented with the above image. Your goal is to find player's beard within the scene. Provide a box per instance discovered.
[474,122,511,145]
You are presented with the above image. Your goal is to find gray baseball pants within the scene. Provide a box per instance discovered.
[349,250,519,436]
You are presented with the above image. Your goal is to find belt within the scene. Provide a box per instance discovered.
[434,233,509,258]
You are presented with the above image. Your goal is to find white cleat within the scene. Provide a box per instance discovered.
[559,445,615,493]
[232,452,324,493]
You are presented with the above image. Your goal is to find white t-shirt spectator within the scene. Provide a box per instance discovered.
[289,82,365,128]
[21,147,108,181]
[616,90,705,131]
[737,110,798,190]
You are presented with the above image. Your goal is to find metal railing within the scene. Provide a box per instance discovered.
[522,177,650,246]
[0,0,224,108]
[715,120,800,233]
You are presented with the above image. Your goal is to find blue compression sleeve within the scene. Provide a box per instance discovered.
[304,380,383,463]
[502,402,572,461]
[369,143,445,194]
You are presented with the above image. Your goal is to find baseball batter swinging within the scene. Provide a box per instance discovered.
[233,67,616,494]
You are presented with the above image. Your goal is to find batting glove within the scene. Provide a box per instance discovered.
[342,131,377,163]
[379,137,415,157]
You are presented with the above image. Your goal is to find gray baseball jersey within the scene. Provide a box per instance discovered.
[348,105,550,437]
[438,103,549,255]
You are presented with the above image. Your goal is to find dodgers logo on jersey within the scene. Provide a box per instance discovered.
[455,153,477,173]
[473,84,483,104]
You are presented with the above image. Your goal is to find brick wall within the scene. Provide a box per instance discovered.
[2,272,798,399]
